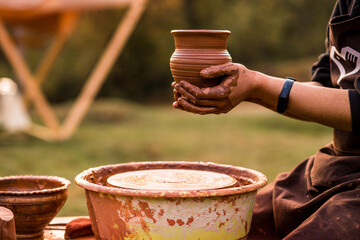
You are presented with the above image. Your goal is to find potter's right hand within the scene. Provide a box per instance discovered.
[173,63,256,114]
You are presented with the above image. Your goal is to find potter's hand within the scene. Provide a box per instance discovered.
[172,63,253,114]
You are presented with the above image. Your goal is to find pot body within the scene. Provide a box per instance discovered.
[86,190,254,240]
[170,30,232,87]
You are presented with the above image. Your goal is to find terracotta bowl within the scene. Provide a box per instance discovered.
[75,161,267,240]
[0,175,70,239]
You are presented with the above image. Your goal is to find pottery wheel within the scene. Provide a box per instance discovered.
[107,169,237,191]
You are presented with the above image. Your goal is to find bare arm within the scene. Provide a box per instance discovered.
[173,63,352,132]
[249,71,351,131]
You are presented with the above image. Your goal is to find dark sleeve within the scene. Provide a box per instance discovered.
[349,78,360,135]
[310,0,351,86]
[311,0,360,135]
[310,53,332,87]
[310,4,334,86]
[349,0,360,135]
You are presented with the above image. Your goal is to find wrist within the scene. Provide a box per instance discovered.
[245,70,266,102]
[245,71,285,111]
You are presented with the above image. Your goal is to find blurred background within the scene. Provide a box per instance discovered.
[0,0,335,216]
[0,0,335,103]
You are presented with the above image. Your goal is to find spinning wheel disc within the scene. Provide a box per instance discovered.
[107,169,237,191]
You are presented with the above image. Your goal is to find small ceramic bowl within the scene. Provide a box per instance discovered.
[0,175,70,239]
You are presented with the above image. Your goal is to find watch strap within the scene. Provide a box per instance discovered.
[277,77,296,113]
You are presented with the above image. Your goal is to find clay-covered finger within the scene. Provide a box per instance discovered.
[200,63,238,79]
[176,86,226,107]
[178,80,230,100]
[177,97,219,115]
[173,88,180,101]
[191,98,225,108]
[212,103,234,114]
[172,101,185,111]
[175,81,206,99]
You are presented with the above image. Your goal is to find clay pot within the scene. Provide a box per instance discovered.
[170,30,232,87]
[0,175,70,239]
[75,161,267,240]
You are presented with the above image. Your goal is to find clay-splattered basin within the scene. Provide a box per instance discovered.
[75,161,267,240]
[0,176,70,239]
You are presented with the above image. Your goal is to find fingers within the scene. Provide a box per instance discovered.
[173,88,180,101]
[174,97,233,115]
[177,80,231,100]
[200,63,239,79]
[176,97,219,114]
[171,81,234,114]
[172,82,181,101]
[176,84,224,108]
[172,100,185,110]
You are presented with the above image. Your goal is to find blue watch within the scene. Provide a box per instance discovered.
[277,77,296,113]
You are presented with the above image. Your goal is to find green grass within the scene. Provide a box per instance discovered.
[0,98,332,216]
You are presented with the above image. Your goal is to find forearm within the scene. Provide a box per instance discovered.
[174,63,352,132]
[247,71,352,132]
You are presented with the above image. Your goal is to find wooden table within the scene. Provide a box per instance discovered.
[44,216,95,240]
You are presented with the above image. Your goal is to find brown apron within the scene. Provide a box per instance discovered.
[247,10,360,240]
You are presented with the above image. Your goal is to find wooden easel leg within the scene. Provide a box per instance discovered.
[35,12,80,85]
[24,123,59,141]
[0,18,60,131]
[23,12,80,107]
[60,0,148,140]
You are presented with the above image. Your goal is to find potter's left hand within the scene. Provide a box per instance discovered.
[172,63,254,114]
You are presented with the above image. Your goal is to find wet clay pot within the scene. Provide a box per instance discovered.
[170,30,232,87]
[0,176,70,239]
[75,161,267,240]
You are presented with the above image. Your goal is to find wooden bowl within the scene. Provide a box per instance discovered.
[0,175,70,239]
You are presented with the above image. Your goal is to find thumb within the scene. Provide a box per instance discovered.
[200,63,238,79]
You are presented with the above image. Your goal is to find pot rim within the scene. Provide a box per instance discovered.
[171,29,231,34]
[0,175,70,195]
[75,161,267,198]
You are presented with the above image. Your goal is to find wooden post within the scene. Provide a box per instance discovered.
[24,11,80,106]
[0,207,16,240]
[60,0,148,139]
[0,18,60,131]
[35,12,80,85]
